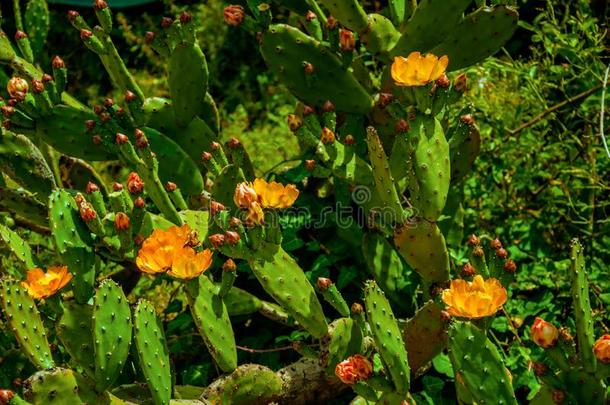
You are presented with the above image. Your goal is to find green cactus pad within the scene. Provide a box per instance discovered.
[366,126,407,224]
[318,0,368,31]
[24,0,50,59]
[359,14,400,55]
[56,301,95,377]
[260,24,374,114]
[569,239,596,372]
[403,301,448,375]
[0,279,55,369]
[211,164,245,209]
[326,318,363,374]
[179,210,210,242]
[391,0,472,57]
[429,6,519,71]
[186,275,238,372]
[145,127,205,195]
[362,233,416,314]
[363,280,410,394]
[217,364,283,405]
[409,116,450,222]
[448,321,517,405]
[58,156,107,194]
[563,369,605,405]
[93,279,133,391]
[394,219,450,284]
[168,42,209,127]
[133,300,172,405]
[248,248,328,338]
[36,105,116,161]
[0,132,56,199]
[0,187,49,229]
[448,113,481,183]
[0,223,39,273]
[23,368,107,405]
[48,189,96,303]
[224,287,263,316]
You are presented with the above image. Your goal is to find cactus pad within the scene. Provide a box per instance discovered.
[186,274,237,372]
[326,318,363,374]
[260,24,374,113]
[133,299,172,405]
[0,279,54,370]
[403,301,448,374]
[248,248,328,338]
[23,368,105,405]
[364,280,410,394]
[93,279,133,391]
[217,364,283,405]
[56,301,95,377]
[0,223,39,274]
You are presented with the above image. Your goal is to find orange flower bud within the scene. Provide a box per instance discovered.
[223,258,237,272]
[530,317,559,348]
[114,212,130,231]
[224,5,245,26]
[210,201,226,215]
[490,238,503,250]
[316,277,332,291]
[209,233,226,248]
[321,127,335,144]
[462,263,476,277]
[224,231,241,246]
[335,354,372,385]
[339,29,356,52]
[0,389,14,404]
[593,334,610,364]
[79,202,97,222]
[7,77,28,98]
[86,181,99,193]
[127,172,144,194]
[351,302,363,315]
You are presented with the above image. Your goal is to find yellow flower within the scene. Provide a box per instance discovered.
[136,225,190,274]
[441,275,507,318]
[391,52,449,87]
[233,182,258,208]
[252,178,299,209]
[168,247,213,280]
[22,266,73,299]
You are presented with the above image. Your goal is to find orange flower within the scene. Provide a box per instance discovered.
[530,317,559,349]
[245,202,265,225]
[168,247,213,280]
[252,178,299,209]
[593,335,610,363]
[391,52,449,87]
[136,225,212,280]
[136,225,189,274]
[441,275,507,318]
[335,354,373,385]
[233,182,258,208]
[22,266,73,299]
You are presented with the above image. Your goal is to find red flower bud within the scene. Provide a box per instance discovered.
[339,29,356,52]
[0,390,15,404]
[134,197,145,209]
[460,114,475,125]
[67,10,80,22]
[344,134,355,146]
[503,259,517,273]
[114,212,130,231]
[224,5,245,27]
[210,201,225,215]
[462,263,476,276]
[326,15,338,30]
[304,160,316,171]
[116,133,129,145]
[165,181,177,192]
[316,277,332,291]
[14,30,27,40]
[209,233,226,248]
[52,56,65,69]
[127,172,144,194]
[395,119,409,134]
[467,234,480,246]
[593,334,610,364]
[223,258,237,272]
[531,317,559,348]
[496,248,508,259]
[86,182,99,194]
[180,11,192,24]
[335,355,372,385]
[224,231,240,246]
[303,62,315,74]
[321,127,335,144]
[113,182,123,191]
[94,0,108,10]
[322,100,335,113]
[124,90,136,102]
[436,74,450,89]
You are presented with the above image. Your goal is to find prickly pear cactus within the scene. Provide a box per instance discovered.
[23,368,106,405]
[0,279,54,369]
[56,301,95,377]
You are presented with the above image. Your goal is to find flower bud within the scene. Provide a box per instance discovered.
[210,200,225,215]
[85,120,96,132]
[42,74,53,83]
[124,90,136,102]
[0,390,15,404]
[165,181,177,192]
[467,234,480,246]
[320,127,335,144]
[377,92,394,108]
[503,259,517,273]
[134,197,145,208]
[473,246,484,257]
[490,238,502,250]
[116,133,129,145]
[31,79,44,94]
[343,134,355,146]
[227,137,241,149]
[233,182,258,208]
[94,0,108,10]
[395,119,409,134]
[80,29,93,40]
[316,277,332,291]
[593,334,610,364]
[92,135,102,145]
[86,182,99,194]
[351,302,363,315]
[67,10,80,22]
[496,248,508,259]
[180,11,192,24]
[462,263,476,277]
[460,114,475,125]
[1,106,14,117]
[103,98,114,108]
[440,310,452,322]
[322,100,335,113]
[531,317,559,348]
[335,355,372,385]
[79,202,97,222]
[127,172,144,194]
[339,29,356,52]
[224,5,245,27]
[224,231,241,246]
[436,74,450,88]
[287,114,303,131]
[305,11,317,21]
[454,74,467,93]
[52,56,65,69]
[326,15,338,30]
[229,217,242,227]
[304,159,316,172]
[552,390,565,404]
[15,30,27,40]
[223,258,237,272]
[145,31,155,44]
[302,104,315,116]
[210,141,220,151]
[209,233,226,248]
[7,77,28,98]
[134,234,145,245]
[113,182,123,191]
[201,151,213,162]
[303,62,314,74]
[114,212,130,231]
[532,362,547,376]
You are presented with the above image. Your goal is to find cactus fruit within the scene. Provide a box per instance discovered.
[56,301,95,377]
[185,274,237,372]
[133,299,172,405]
[394,218,450,284]
[23,368,105,405]
[92,279,132,391]
[248,248,328,338]
[0,279,54,370]
[260,24,374,113]
[363,280,410,394]
[448,321,517,405]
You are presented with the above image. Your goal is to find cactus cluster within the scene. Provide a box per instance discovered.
[0,0,602,404]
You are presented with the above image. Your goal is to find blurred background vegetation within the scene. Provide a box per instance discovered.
[0,0,608,402]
